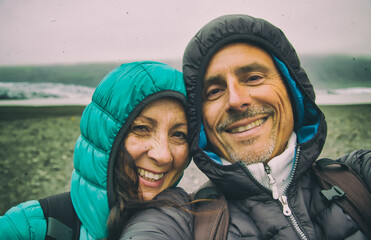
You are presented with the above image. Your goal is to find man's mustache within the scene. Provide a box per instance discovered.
[216,106,274,133]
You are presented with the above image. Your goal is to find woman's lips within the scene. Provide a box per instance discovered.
[137,168,165,181]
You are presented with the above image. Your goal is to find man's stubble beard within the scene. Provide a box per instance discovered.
[225,128,276,165]
[217,105,276,165]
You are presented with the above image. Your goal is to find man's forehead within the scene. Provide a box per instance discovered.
[203,43,275,84]
[203,62,271,84]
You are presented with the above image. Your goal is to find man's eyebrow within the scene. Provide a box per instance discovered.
[203,62,271,90]
[203,74,225,89]
[235,62,270,76]
[204,62,270,84]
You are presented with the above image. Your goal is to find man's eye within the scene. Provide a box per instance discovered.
[209,88,221,95]
[250,75,262,81]
[244,74,264,84]
[205,88,224,100]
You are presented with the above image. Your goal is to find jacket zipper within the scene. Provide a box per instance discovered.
[240,146,308,240]
[272,146,308,240]
[277,195,307,240]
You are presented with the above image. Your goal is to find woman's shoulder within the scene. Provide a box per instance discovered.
[120,187,193,240]
[0,200,47,239]
[154,187,192,203]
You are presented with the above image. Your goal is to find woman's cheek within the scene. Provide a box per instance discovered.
[176,145,189,168]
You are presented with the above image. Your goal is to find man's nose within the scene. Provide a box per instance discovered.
[227,80,251,111]
[147,137,173,165]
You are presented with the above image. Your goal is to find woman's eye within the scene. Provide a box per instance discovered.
[173,131,187,140]
[131,125,149,132]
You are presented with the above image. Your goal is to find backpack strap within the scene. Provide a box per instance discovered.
[39,192,81,240]
[191,181,229,240]
[313,158,371,239]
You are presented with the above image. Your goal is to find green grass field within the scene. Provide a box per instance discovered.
[1,104,370,214]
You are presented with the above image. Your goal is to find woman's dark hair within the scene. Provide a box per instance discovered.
[107,142,145,240]
[107,139,183,240]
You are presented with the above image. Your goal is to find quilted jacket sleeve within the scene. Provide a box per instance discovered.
[0,200,47,240]
[337,149,371,192]
[120,187,193,240]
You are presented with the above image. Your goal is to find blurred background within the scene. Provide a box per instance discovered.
[1,0,370,214]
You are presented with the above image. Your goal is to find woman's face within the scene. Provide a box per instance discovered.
[124,98,189,200]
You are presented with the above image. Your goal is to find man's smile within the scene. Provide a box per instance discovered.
[226,117,268,134]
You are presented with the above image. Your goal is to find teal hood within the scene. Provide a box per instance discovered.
[70,61,187,239]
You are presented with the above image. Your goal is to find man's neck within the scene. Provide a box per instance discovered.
[244,132,297,197]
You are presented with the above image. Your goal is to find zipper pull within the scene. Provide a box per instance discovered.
[264,164,279,199]
[278,195,292,216]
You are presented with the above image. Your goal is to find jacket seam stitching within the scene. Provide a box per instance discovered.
[90,101,122,126]
[74,168,107,190]
[137,62,160,92]
[79,134,110,156]
[14,207,33,239]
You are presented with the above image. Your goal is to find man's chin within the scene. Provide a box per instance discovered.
[226,145,274,165]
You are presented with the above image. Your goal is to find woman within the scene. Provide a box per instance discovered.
[0,61,190,240]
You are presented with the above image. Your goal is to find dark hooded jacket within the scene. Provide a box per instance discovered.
[120,15,371,240]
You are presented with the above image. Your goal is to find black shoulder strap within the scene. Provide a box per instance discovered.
[313,158,371,239]
[192,181,229,240]
[39,192,81,240]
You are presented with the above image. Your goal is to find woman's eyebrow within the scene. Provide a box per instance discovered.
[133,116,157,126]
[170,122,188,131]
[173,122,187,127]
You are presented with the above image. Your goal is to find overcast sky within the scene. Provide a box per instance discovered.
[0,0,370,66]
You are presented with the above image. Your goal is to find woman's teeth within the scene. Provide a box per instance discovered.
[229,118,265,133]
[138,168,164,181]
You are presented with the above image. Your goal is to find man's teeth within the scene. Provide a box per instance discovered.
[229,118,264,133]
[138,168,164,181]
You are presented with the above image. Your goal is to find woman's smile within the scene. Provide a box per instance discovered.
[137,168,165,181]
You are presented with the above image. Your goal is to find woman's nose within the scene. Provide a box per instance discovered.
[147,137,173,165]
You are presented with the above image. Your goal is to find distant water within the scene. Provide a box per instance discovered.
[0,82,94,106]
[0,82,371,106]
[315,88,371,105]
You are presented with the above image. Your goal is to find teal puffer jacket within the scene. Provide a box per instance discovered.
[0,61,187,239]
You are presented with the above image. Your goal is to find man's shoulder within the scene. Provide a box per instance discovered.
[336,149,371,164]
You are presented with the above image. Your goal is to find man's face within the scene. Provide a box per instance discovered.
[202,43,294,165]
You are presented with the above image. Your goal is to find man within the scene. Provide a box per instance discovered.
[182,14,371,239]
[120,14,370,239]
